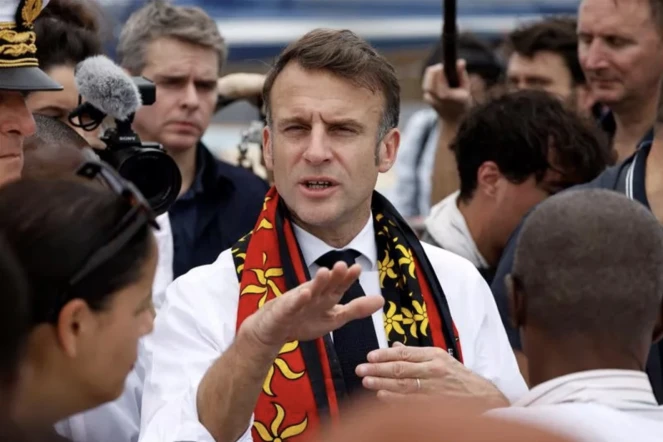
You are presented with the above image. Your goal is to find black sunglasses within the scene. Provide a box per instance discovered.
[42,160,159,323]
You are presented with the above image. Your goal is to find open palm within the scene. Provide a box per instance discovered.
[248,262,384,347]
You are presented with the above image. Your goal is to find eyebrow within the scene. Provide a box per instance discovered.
[153,74,217,84]
[34,105,69,115]
[277,117,364,128]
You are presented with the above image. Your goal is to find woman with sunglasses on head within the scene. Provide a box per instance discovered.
[0,165,157,439]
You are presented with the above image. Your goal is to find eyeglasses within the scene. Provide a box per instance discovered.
[42,160,159,323]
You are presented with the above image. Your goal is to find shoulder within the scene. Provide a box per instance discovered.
[421,241,484,284]
[489,403,663,441]
[167,248,240,306]
[214,159,270,193]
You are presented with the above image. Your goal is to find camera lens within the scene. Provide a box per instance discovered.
[116,149,182,216]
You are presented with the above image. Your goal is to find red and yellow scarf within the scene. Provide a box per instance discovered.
[232,187,463,441]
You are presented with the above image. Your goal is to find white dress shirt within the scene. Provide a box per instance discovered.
[55,213,174,442]
[138,217,527,442]
[490,369,663,441]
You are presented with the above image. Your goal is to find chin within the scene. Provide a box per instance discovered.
[291,204,341,229]
[161,134,200,152]
[590,88,624,106]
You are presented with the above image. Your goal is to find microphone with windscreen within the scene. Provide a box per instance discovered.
[69,55,181,216]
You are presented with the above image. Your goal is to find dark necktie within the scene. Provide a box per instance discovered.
[316,249,380,396]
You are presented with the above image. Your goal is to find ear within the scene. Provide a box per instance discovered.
[55,299,93,359]
[652,302,663,344]
[574,84,595,115]
[476,161,501,198]
[377,128,400,173]
[262,125,274,171]
[505,274,526,330]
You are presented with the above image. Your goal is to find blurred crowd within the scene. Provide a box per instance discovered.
[2,0,663,441]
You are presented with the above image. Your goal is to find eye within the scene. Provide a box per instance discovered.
[331,126,356,134]
[605,35,630,48]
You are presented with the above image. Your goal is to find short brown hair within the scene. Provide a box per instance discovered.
[117,0,227,76]
[262,29,400,138]
[506,17,585,85]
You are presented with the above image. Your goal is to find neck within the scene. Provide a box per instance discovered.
[13,360,86,429]
[168,146,198,197]
[292,205,372,249]
[647,123,663,166]
[526,333,646,389]
[457,198,500,266]
[611,93,659,161]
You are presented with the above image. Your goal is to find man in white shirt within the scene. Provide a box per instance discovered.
[489,189,663,440]
[139,28,526,442]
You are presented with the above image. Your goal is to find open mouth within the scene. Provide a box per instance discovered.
[304,180,334,189]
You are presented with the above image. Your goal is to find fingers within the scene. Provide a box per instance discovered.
[329,262,361,296]
[376,390,411,402]
[336,295,384,324]
[362,376,420,394]
[365,345,441,364]
[422,60,470,95]
[355,360,429,380]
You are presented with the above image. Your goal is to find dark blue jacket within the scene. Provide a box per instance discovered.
[169,143,269,278]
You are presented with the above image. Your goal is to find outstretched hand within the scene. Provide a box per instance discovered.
[243,262,384,348]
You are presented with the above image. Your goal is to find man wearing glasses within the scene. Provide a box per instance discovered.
[0,0,62,187]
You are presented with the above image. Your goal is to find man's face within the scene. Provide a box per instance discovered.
[507,51,577,104]
[26,65,104,149]
[578,0,663,109]
[0,90,36,187]
[132,37,219,153]
[263,63,399,232]
[489,158,570,251]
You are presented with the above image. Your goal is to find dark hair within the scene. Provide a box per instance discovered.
[26,115,88,151]
[453,90,612,201]
[422,33,504,87]
[262,28,400,138]
[34,0,104,72]
[0,234,29,393]
[513,189,663,350]
[23,116,93,180]
[0,179,153,325]
[506,17,585,85]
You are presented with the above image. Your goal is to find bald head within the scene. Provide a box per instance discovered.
[512,189,663,351]
[22,115,95,180]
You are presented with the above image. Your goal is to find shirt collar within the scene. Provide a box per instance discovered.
[513,369,658,409]
[292,216,377,272]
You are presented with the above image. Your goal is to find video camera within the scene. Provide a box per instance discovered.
[69,57,182,216]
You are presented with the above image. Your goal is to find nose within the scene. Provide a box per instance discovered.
[142,306,156,336]
[180,81,200,110]
[581,39,608,71]
[301,124,332,165]
[0,93,36,138]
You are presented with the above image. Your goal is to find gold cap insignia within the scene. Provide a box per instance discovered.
[0,0,48,68]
